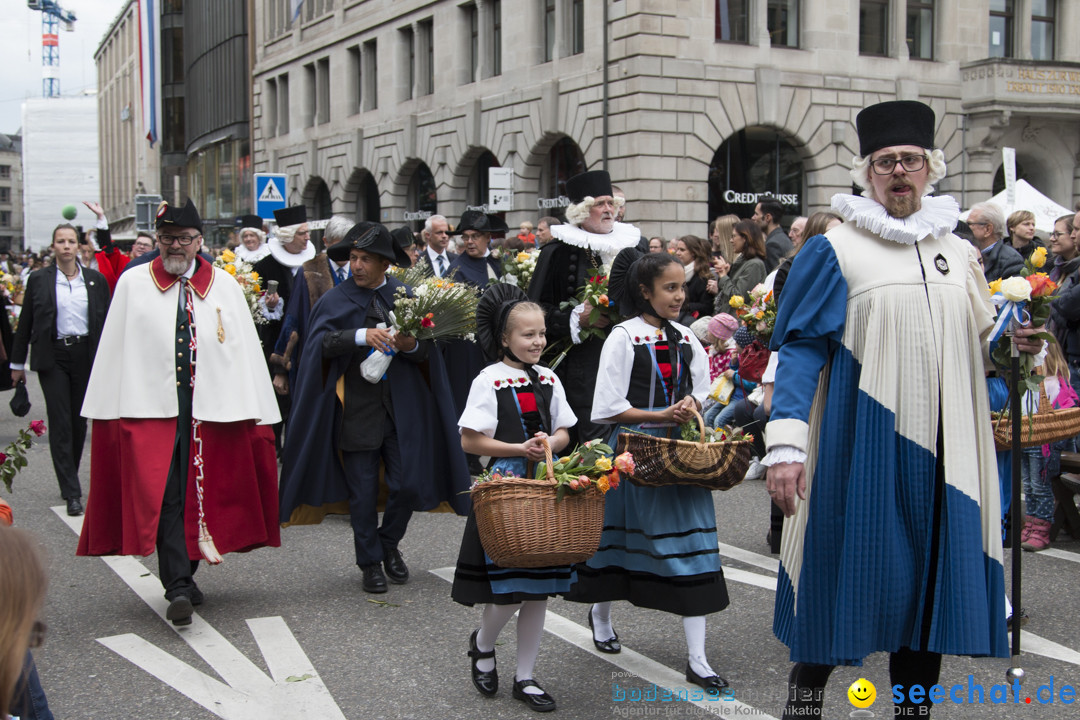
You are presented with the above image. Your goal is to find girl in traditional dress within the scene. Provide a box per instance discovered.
[566,250,731,691]
[451,283,577,713]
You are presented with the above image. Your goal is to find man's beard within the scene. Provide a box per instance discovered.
[881,180,921,219]
[162,253,192,275]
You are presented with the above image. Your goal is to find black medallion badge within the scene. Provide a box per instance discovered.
[934,253,949,275]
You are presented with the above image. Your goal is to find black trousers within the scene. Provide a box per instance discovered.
[36,342,90,500]
[158,350,198,600]
[342,428,414,567]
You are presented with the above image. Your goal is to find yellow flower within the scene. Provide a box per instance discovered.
[597,475,610,493]
[224,264,237,276]
[988,278,1002,296]
[253,284,261,293]
[251,271,260,281]
[594,457,612,472]
[729,296,745,309]
[755,310,765,319]
[221,249,236,263]
[516,252,530,263]
[1031,246,1048,269]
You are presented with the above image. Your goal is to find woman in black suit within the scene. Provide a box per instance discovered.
[10,222,110,516]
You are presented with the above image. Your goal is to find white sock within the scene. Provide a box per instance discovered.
[590,602,615,642]
[475,603,519,673]
[516,601,547,694]
[683,615,717,678]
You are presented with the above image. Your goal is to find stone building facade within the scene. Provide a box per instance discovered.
[251,0,1080,238]
[0,133,24,252]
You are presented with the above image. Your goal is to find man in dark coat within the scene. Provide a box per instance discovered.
[528,170,642,444]
[754,197,793,273]
[278,222,471,594]
[969,201,1024,281]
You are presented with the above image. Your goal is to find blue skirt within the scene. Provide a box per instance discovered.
[564,424,730,616]
[452,457,577,605]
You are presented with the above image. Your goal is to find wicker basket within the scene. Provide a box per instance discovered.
[993,385,1080,450]
[471,440,606,568]
[615,409,753,491]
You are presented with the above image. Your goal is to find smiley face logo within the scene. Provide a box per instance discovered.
[848,678,876,708]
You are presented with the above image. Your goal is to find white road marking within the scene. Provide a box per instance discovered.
[1038,548,1080,565]
[53,506,346,719]
[431,567,778,719]
[718,542,780,574]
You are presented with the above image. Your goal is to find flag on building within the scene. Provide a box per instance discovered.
[137,0,162,147]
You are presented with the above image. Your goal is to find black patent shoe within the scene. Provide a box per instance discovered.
[383,547,409,584]
[166,595,193,626]
[588,607,621,653]
[66,497,84,516]
[361,564,388,593]
[513,678,557,712]
[467,629,498,697]
[686,662,729,691]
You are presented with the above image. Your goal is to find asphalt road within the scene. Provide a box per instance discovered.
[4,376,1080,720]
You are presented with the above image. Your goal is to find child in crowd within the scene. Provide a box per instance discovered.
[1020,343,1078,551]
[566,249,731,692]
[710,326,759,429]
[452,284,577,713]
[699,314,739,427]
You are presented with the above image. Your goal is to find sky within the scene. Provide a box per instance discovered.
[0,0,127,134]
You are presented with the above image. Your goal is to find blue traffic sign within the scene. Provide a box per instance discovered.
[254,173,287,219]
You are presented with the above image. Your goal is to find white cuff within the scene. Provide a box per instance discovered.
[355,329,369,346]
[258,295,283,320]
[9,362,25,372]
[570,304,585,344]
[96,216,109,230]
[761,446,807,467]
[764,417,808,453]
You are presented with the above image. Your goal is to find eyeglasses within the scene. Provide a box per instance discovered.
[869,154,928,175]
[968,222,990,227]
[1050,231,1070,239]
[157,233,201,246]
[29,620,46,649]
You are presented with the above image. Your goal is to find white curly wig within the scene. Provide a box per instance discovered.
[850,148,947,197]
[565,195,626,227]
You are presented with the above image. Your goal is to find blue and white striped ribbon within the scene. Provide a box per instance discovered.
[988,292,1030,344]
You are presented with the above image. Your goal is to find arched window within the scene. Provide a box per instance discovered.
[541,137,586,205]
[406,162,437,230]
[354,172,381,223]
[466,150,500,210]
[708,128,804,224]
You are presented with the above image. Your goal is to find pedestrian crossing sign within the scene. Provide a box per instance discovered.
[254,173,288,219]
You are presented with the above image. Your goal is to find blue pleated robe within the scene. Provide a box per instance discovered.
[765,221,1008,666]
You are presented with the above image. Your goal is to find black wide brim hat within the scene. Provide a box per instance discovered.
[236,214,264,230]
[565,170,613,205]
[856,100,936,157]
[476,283,530,361]
[450,210,509,236]
[156,199,202,233]
[273,205,307,228]
[327,221,411,266]
[391,226,416,248]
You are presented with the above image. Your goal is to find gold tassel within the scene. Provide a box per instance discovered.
[216,308,225,343]
[198,520,224,565]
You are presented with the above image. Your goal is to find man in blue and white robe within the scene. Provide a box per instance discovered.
[763,100,1044,719]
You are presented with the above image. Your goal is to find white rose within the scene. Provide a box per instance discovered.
[999,276,1031,303]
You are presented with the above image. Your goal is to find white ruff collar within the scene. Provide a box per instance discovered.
[267,237,316,267]
[234,244,271,263]
[550,222,641,268]
[831,194,960,246]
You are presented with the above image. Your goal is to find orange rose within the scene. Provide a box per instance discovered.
[1027,273,1058,298]
[597,294,609,307]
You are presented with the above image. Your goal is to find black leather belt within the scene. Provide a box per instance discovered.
[55,335,88,346]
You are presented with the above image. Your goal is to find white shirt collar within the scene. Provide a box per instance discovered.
[267,236,316,267]
[830,193,960,246]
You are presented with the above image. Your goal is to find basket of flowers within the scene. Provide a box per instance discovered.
[615,409,753,491]
[471,438,632,568]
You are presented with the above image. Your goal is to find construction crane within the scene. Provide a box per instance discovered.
[27,1,77,98]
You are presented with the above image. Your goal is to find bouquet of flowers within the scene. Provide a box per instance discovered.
[387,263,431,289]
[988,246,1058,397]
[679,422,754,445]
[729,284,777,342]
[215,249,267,325]
[560,273,619,342]
[360,276,479,382]
[472,439,633,502]
[1,420,47,493]
[501,250,538,289]
[0,272,24,304]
